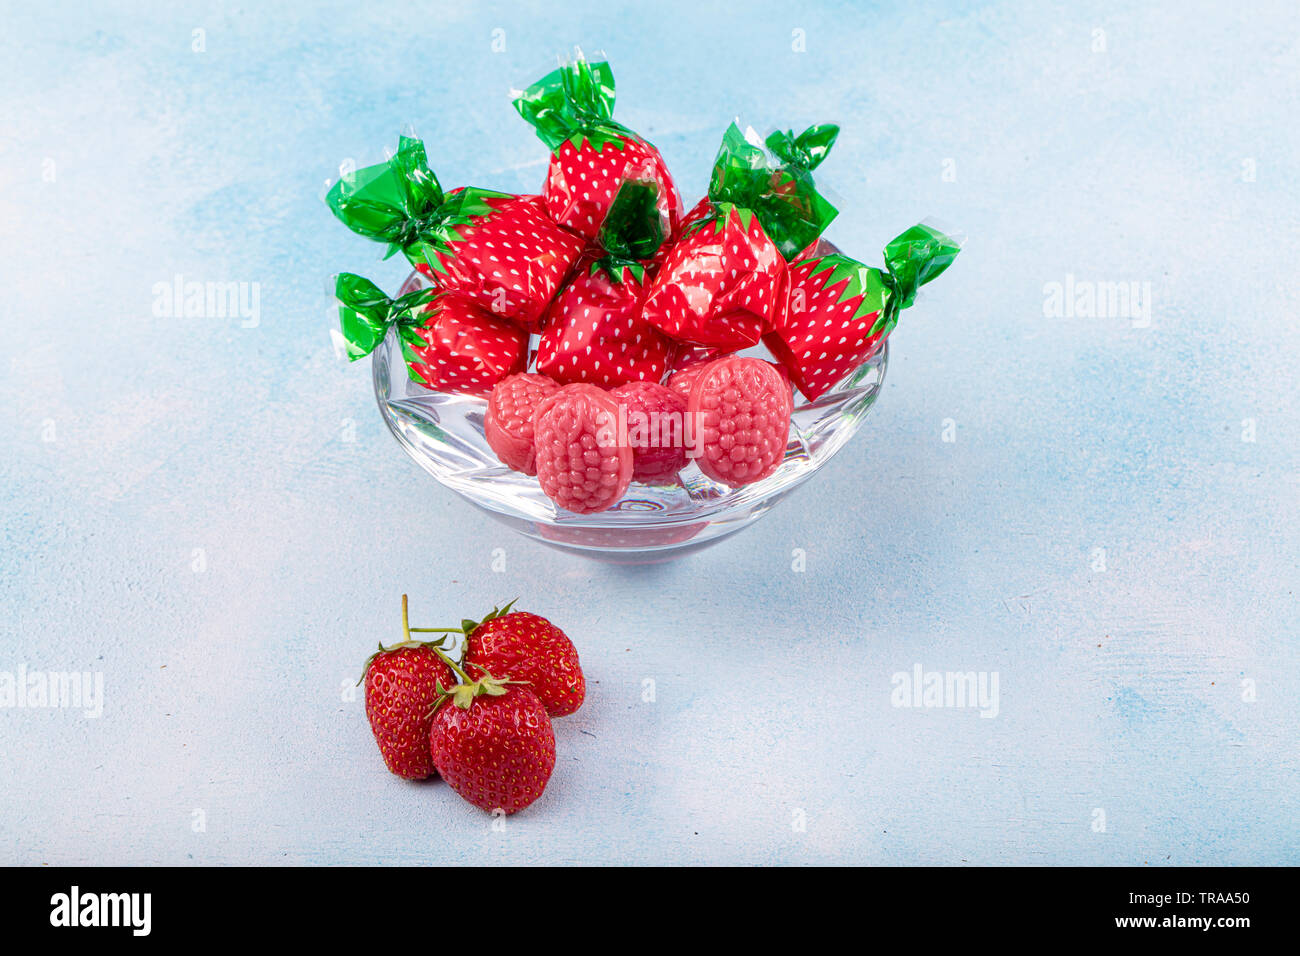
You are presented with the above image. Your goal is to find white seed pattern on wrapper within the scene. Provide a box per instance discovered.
[643,206,784,351]
[537,266,673,387]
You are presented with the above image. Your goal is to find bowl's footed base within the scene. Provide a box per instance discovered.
[472,502,767,563]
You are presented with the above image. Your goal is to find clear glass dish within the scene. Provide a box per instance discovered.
[373,269,888,562]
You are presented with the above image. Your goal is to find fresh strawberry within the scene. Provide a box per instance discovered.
[326,136,584,331]
[360,595,457,780]
[333,274,526,394]
[533,383,633,514]
[461,609,585,717]
[610,381,689,484]
[429,678,556,814]
[766,224,961,400]
[513,54,682,240]
[485,373,560,474]
[687,356,793,487]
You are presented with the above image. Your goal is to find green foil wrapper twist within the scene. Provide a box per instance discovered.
[877,223,961,333]
[325,136,513,270]
[334,272,435,362]
[594,178,666,284]
[511,54,627,150]
[702,123,840,262]
[764,124,840,173]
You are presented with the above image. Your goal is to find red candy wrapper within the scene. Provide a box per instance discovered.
[326,136,584,331]
[765,224,961,400]
[333,273,526,395]
[513,53,682,241]
[642,124,839,351]
[536,179,675,386]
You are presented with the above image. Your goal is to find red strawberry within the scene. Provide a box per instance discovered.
[513,55,682,240]
[687,356,793,487]
[404,294,528,395]
[326,136,583,332]
[533,383,633,514]
[765,225,961,400]
[536,262,673,386]
[485,373,560,474]
[642,203,786,350]
[429,678,556,814]
[360,595,457,780]
[610,380,689,484]
[462,610,585,717]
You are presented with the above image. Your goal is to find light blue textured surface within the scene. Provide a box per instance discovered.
[2,0,1297,865]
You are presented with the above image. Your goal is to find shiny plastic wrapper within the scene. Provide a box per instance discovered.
[765,224,961,400]
[513,52,683,240]
[537,179,674,386]
[334,272,526,394]
[641,123,840,350]
[326,136,584,331]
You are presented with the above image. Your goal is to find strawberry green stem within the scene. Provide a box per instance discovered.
[430,643,473,684]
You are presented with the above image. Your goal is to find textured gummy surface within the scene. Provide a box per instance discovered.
[665,362,709,402]
[688,357,793,487]
[485,373,560,474]
[610,380,689,483]
[364,646,456,781]
[429,688,556,814]
[463,612,585,717]
[533,384,633,514]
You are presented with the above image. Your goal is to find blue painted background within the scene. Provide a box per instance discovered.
[2,0,1297,864]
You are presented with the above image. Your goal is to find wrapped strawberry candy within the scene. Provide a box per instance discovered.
[765,224,961,401]
[536,178,675,387]
[512,53,682,240]
[333,273,526,395]
[642,123,839,351]
[673,125,839,257]
[326,136,584,331]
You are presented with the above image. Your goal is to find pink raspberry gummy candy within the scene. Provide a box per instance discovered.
[485,373,561,475]
[665,363,710,403]
[687,357,793,487]
[533,384,633,514]
[610,381,689,484]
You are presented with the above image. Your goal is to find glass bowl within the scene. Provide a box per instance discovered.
[373,270,888,562]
